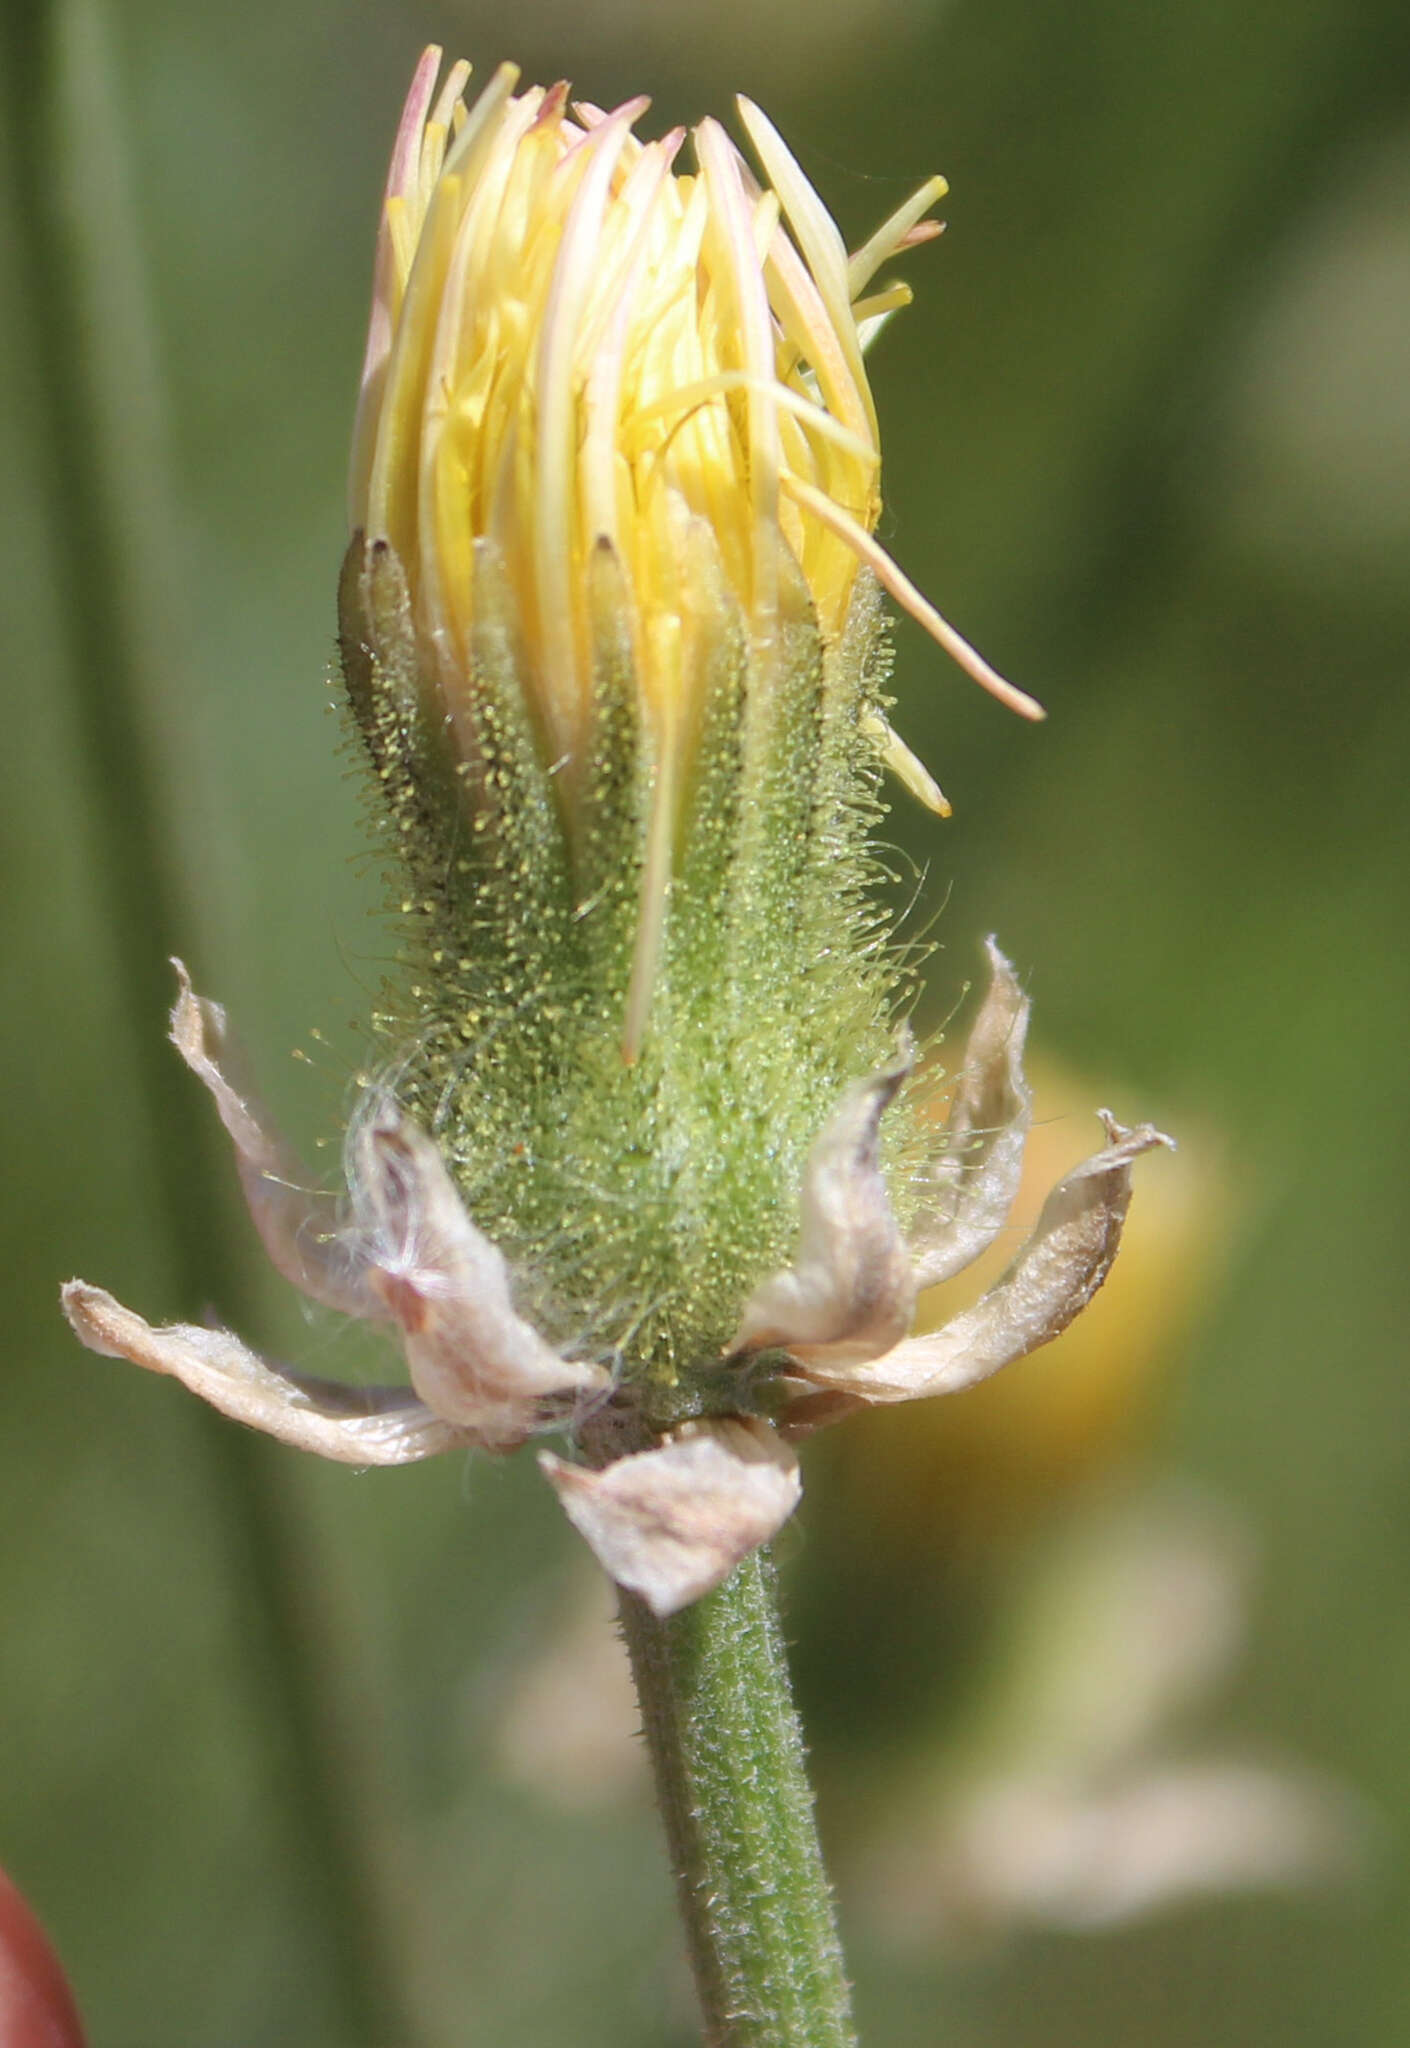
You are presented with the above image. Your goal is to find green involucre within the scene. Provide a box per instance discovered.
[338,534,931,1393]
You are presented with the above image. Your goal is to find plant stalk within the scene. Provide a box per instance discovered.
[618,1548,857,2048]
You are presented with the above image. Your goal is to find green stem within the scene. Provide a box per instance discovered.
[619,1549,857,2048]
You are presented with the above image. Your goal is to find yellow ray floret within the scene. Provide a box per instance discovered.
[350,47,1041,819]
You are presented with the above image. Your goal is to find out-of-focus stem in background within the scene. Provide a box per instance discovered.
[0,4,419,2040]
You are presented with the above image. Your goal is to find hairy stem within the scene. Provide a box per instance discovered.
[619,1550,857,2048]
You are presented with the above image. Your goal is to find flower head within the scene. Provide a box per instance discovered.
[341,52,1041,1061]
[63,53,1166,1616]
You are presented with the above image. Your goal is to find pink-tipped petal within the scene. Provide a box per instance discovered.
[388,47,444,203]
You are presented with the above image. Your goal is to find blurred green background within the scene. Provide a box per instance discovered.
[2,0,1408,2041]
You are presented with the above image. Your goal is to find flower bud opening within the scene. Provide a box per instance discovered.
[335,51,1032,1378]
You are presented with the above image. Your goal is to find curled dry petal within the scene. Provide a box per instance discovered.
[351,1104,607,1445]
[107,966,601,1456]
[793,1113,1175,1404]
[540,1418,802,1616]
[910,938,1033,1289]
[169,961,380,1319]
[61,1281,463,1465]
[729,1044,916,1369]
